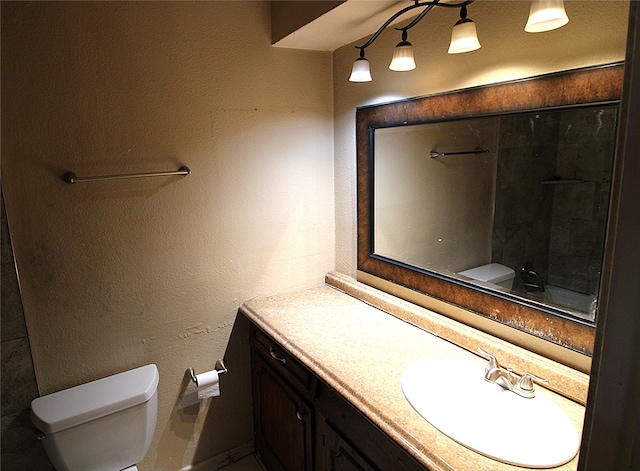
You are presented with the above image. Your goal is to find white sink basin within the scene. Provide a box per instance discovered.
[401,358,580,468]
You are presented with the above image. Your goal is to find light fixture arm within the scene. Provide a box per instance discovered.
[355,0,475,51]
[459,4,468,21]
[395,1,439,33]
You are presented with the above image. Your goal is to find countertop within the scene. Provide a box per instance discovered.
[239,274,586,471]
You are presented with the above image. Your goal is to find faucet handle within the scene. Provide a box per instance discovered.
[477,348,500,371]
[515,372,548,396]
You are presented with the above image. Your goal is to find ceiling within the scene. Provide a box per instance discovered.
[272,1,416,51]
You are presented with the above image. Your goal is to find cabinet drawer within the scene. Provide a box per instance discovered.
[251,325,315,396]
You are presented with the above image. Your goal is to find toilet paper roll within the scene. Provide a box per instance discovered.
[195,370,220,400]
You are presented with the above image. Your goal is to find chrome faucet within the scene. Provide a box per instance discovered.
[477,348,548,398]
[521,262,545,292]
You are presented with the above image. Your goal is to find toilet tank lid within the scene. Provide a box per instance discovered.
[31,364,159,434]
[459,263,515,283]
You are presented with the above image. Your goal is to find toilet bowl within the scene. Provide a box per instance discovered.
[458,263,515,290]
[31,364,159,471]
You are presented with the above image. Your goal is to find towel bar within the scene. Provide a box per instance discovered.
[63,166,191,184]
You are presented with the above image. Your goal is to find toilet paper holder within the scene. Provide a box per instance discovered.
[188,359,227,386]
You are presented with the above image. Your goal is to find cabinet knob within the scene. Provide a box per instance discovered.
[330,449,343,458]
[269,347,287,364]
[296,410,304,421]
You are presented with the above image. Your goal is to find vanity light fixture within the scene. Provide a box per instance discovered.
[349,0,569,82]
[448,4,481,54]
[525,0,569,33]
[349,48,373,82]
[389,29,416,71]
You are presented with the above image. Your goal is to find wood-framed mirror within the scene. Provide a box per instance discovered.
[357,63,624,356]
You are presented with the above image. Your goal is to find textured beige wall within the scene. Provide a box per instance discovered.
[1,2,333,470]
[334,0,630,277]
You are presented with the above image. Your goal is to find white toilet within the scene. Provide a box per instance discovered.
[31,364,159,471]
[458,263,515,290]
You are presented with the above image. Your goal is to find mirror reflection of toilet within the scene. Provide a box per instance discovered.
[458,263,515,291]
[30,364,159,471]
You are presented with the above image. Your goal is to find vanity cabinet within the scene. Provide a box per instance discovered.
[251,326,315,471]
[249,322,426,471]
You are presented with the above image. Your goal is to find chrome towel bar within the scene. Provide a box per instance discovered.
[430,148,489,158]
[63,166,191,184]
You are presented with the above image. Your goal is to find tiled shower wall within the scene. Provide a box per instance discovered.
[492,111,558,292]
[548,107,616,295]
[1,188,53,470]
[492,105,616,296]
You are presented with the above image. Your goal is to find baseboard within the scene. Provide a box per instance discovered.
[181,441,255,471]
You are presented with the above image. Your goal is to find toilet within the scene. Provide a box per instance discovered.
[31,364,159,471]
[458,263,515,290]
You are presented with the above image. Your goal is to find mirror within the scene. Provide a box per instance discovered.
[375,104,617,321]
[357,64,623,355]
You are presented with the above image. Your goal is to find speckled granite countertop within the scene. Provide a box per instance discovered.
[240,274,586,471]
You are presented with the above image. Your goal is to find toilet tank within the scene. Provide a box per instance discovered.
[31,364,159,471]
[458,263,515,290]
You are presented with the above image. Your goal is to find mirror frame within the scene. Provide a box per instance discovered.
[357,63,623,356]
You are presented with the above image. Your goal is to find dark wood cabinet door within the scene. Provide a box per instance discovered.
[317,383,427,471]
[248,320,426,471]
[322,422,379,471]
[252,352,313,471]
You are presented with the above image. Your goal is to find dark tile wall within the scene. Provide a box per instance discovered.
[1,189,53,471]
[492,105,616,296]
[492,111,559,292]
[548,107,616,295]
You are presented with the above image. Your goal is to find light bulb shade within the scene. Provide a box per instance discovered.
[389,41,416,71]
[525,0,569,32]
[349,57,372,82]
[448,19,481,54]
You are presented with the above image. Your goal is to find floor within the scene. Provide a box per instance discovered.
[221,454,265,471]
